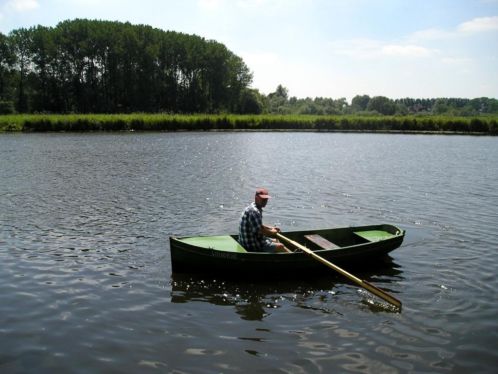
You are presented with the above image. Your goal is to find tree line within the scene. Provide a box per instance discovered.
[1,19,497,116]
[0,19,253,114]
[259,85,498,116]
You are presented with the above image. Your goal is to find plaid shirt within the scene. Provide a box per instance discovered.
[239,202,266,251]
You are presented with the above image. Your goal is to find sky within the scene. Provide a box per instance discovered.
[1,0,497,101]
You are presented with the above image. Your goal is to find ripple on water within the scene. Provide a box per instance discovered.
[1,133,497,372]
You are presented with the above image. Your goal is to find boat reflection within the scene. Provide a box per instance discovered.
[170,256,404,319]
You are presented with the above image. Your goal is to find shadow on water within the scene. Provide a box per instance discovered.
[170,256,404,319]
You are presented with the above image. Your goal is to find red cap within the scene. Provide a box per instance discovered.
[255,188,271,199]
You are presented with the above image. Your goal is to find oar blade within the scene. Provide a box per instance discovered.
[362,280,402,309]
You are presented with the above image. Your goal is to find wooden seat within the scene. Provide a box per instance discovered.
[304,234,340,250]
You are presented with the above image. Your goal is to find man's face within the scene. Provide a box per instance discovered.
[255,195,268,208]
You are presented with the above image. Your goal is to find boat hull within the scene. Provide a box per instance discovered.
[169,224,405,277]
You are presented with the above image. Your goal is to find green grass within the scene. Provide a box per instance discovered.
[1,113,497,134]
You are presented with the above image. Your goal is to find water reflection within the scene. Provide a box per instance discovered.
[170,257,404,320]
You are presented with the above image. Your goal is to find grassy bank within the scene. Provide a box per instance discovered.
[1,113,497,134]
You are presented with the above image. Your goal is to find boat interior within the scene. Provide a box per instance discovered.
[277,227,399,252]
[178,225,400,254]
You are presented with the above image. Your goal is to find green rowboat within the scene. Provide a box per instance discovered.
[169,224,405,276]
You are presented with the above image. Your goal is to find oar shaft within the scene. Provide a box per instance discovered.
[276,233,402,309]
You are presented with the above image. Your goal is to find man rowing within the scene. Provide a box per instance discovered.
[238,188,290,253]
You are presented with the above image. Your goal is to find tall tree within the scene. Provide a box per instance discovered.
[9,28,32,112]
[267,85,290,113]
[351,95,370,111]
[367,96,396,115]
[0,32,14,101]
[4,19,254,114]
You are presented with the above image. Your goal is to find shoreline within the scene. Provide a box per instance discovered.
[1,114,497,135]
[1,128,494,136]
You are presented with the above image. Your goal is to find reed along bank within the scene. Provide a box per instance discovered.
[1,114,497,134]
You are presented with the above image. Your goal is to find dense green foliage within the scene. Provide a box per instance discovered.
[2,19,497,117]
[263,86,498,116]
[1,19,252,114]
[1,113,496,134]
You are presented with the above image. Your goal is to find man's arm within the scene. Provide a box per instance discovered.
[261,224,281,237]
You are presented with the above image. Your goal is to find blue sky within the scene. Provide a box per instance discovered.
[1,0,497,100]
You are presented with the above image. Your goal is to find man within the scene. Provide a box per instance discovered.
[238,187,289,253]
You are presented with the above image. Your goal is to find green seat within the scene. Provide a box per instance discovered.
[354,230,395,242]
[180,236,248,253]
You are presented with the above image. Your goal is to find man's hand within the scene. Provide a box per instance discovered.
[262,225,281,237]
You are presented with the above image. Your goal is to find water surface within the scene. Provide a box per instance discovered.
[1,132,497,373]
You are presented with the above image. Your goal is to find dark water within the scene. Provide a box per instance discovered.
[1,132,497,373]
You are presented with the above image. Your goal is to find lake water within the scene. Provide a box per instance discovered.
[1,132,497,373]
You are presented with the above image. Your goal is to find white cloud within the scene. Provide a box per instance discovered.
[458,16,498,33]
[329,39,433,59]
[409,16,498,42]
[6,0,39,12]
[409,28,454,41]
[381,44,433,57]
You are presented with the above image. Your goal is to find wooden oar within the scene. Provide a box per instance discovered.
[276,233,402,309]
